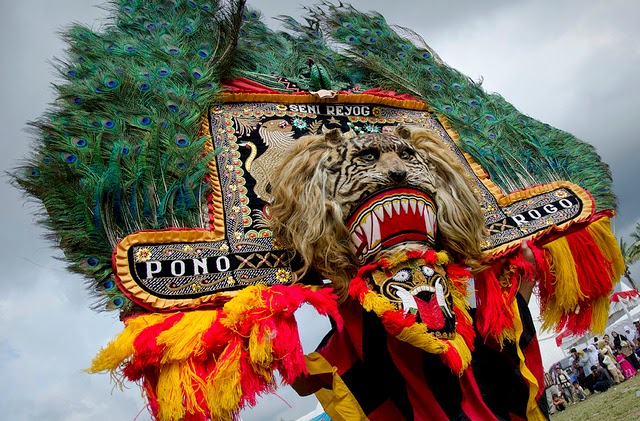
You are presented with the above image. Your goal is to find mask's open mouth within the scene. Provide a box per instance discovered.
[345,187,437,262]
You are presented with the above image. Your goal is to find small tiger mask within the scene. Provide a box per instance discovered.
[267,125,486,300]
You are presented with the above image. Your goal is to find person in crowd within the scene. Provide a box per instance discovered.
[576,349,596,393]
[613,330,640,370]
[624,325,638,348]
[591,364,612,392]
[552,393,566,412]
[614,348,637,379]
[553,366,574,404]
[598,342,624,384]
[571,380,587,401]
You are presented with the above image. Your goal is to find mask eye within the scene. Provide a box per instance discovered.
[399,148,415,160]
[357,148,379,162]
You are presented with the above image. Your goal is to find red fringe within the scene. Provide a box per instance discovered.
[475,263,515,339]
[440,344,463,375]
[565,230,613,298]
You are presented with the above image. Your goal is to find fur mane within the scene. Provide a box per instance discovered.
[267,126,487,301]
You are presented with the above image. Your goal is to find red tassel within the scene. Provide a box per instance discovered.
[475,264,514,339]
[565,230,613,298]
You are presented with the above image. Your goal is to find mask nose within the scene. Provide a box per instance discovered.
[389,168,407,182]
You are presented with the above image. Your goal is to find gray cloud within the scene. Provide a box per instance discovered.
[2,0,639,419]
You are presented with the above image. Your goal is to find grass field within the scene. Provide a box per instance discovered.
[551,374,640,420]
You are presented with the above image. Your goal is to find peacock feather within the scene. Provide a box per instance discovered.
[12,0,616,316]
[13,0,246,313]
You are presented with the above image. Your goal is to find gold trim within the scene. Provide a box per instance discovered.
[115,229,235,310]
[220,92,430,111]
[200,117,226,238]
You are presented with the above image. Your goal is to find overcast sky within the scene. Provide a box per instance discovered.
[1,1,639,420]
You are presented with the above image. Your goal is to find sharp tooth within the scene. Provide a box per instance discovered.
[409,198,417,214]
[425,209,436,233]
[370,212,381,248]
[393,200,401,215]
[374,205,385,222]
[417,201,425,216]
[383,202,393,218]
[435,278,452,317]
[351,233,363,251]
[392,285,418,313]
[401,198,409,213]
[361,215,372,246]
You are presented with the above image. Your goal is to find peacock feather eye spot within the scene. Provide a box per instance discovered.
[146,23,157,31]
[160,121,169,128]
[87,256,99,267]
[202,4,211,11]
[158,68,169,77]
[64,153,77,163]
[66,69,77,77]
[369,37,376,43]
[42,156,53,164]
[168,47,179,55]
[125,45,136,52]
[168,103,178,112]
[75,138,87,147]
[105,79,118,88]
[401,44,410,50]
[485,114,496,122]
[103,119,115,128]
[91,120,101,127]
[187,1,197,8]
[183,25,193,33]
[112,297,124,308]
[443,105,453,112]
[361,50,369,56]
[461,114,469,121]
[122,147,130,155]
[73,97,83,105]
[121,6,133,13]
[29,169,40,177]
[250,12,258,18]
[432,84,441,90]
[102,279,115,290]
[105,43,116,51]
[175,135,189,147]
[452,83,462,90]
[397,52,406,58]
[140,116,151,125]
[347,36,356,42]
[469,100,480,106]
[139,83,150,91]
[198,50,209,57]
[488,132,497,139]
[422,52,431,59]
[177,161,186,169]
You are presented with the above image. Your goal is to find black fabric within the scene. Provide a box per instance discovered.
[422,352,464,420]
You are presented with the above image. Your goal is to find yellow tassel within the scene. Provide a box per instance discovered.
[590,296,610,334]
[206,341,243,419]
[222,285,266,328]
[87,313,169,373]
[448,333,473,372]
[587,217,625,283]
[156,362,186,421]
[435,251,449,265]
[540,296,565,332]
[180,361,207,416]
[543,237,585,310]
[360,290,396,314]
[157,309,219,363]
[396,324,449,354]
[249,324,273,366]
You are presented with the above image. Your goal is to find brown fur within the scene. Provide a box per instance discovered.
[267,126,487,301]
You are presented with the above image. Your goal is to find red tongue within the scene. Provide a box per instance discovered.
[415,295,445,329]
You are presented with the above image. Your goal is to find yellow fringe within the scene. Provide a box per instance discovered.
[396,323,449,354]
[590,296,610,334]
[249,324,274,366]
[206,341,243,419]
[448,333,473,373]
[156,362,185,421]
[543,237,585,310]
[157,310,219,363]
[360,289,396,314]
[222,285,266,328]
[587,217,625,284]
[87,313,170,372]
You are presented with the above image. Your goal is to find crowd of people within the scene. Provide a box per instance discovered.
[546,321,640,414]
